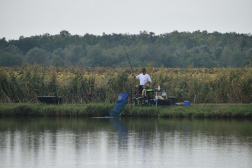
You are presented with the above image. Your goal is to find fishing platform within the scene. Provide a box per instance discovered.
[130,87,177,106]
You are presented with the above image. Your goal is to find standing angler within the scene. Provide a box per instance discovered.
[132,68,152,98]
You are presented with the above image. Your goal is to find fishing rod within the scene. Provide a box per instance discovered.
[120,42,135,106]
[120,42,133,73]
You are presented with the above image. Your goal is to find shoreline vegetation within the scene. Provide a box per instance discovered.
[0,103,251,118]
[1,65,252,104]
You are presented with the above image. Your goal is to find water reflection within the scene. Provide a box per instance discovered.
[110,118,128,148]
[0,117,252,168]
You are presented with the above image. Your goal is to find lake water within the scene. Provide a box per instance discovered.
[0,117,252,168]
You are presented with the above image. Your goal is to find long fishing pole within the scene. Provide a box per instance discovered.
[120,42,134,106]
[120,42,133,73]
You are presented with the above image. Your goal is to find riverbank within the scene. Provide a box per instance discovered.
[0,103,252,118]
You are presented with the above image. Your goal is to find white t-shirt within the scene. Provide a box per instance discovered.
[135,73,152,85]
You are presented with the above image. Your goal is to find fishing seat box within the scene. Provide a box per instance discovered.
[37,96,62,104]
[168,96,177,105]
[157,99,171,106]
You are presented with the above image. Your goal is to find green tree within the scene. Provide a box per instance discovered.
[214,47,223,59]
[188,52,216,68]
[0,52,26,66]
[77,57,94,67]
[26,47,49,66]
[249,48,252,56]
[52,48,65,60]
[230,52,247,67]
[0,38,8,49]
[220,46,232,67]
[1,31,252,68]
[60,30,71,37]
[50,55,65,66]
[0,45,22,55]
[64,45,86,66]
[89,44,103,66]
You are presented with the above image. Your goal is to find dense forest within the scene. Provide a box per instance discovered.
[0,30,252,68]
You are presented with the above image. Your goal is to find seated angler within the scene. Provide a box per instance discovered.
[132,68,152,98]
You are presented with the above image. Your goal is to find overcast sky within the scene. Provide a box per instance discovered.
[0,0,251,40]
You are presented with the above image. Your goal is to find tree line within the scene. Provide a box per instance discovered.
[0,30,252,68]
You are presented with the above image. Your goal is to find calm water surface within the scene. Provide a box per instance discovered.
[0,117,252,168]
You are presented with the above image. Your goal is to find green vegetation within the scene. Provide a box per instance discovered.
[0,103,113,117]
[1,65,252,104]
[1,30,252,68]
[0,103,251,118]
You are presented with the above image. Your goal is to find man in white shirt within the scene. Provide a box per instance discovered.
[132,68,152,97]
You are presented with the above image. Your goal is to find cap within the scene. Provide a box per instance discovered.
[142,68,146,71]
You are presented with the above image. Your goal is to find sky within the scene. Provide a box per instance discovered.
[0,0,251,40]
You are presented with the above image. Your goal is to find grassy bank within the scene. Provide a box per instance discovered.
[0,103,251,118]
[0,103,113,117]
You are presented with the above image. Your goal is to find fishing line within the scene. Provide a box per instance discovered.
[120,42,133,73]
[120,42,136,100]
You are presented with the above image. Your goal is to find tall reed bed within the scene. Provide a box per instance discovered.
[0,65,252,103]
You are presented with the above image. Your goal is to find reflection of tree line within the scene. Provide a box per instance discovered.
[0,117,251,134]
[0,117,252,154]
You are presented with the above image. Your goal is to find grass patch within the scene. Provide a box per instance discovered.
[0,103,252,118]
[0,103,114,117]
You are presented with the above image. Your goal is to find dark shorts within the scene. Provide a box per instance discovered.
[138,85,149,94]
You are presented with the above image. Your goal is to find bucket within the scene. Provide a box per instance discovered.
[184,101,190,106]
